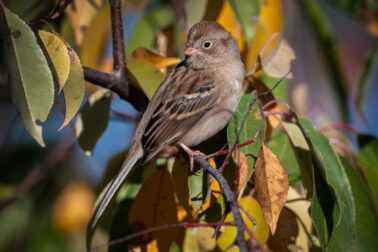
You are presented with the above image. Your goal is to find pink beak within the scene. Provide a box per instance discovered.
[184,47,199,56]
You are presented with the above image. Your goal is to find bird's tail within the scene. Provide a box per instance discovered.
[88,146,143,230]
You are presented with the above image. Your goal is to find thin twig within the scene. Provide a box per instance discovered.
[91,221,235,252]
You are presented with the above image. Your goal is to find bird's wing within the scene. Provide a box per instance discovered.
[142,69,218,161]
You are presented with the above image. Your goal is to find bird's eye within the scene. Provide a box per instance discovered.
[203,41,212,49]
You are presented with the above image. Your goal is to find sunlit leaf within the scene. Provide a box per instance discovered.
[0,6,54,147]
[216,0,246,53]
[130,47,180,69]
[234,150,249,193]
[297,117,356,251]
[127,58,165,99]
[285,187,312,251]
[128,168,184,251]
[261,38,295,79]
[75,89,112,154]
[38,30,71,92]
[59,47,85,130]
[253,143,289,234]
[183,226,216,252]
[217,196,269,251]
[246,0,282,71]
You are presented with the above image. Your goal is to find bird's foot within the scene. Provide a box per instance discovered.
[178,143,205,172]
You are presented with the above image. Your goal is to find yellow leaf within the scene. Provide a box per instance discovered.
[65,0,103,45]
[80,3,110,70]
[38,30,71,92]
[261,38,295,79]
[59,48,85,130]
[253,143,289,234]
[52,183,95,235]
[285,187,312,252]
[129,168,184,251]
[195,159,221,215]
[216,0,245,53]
[246,0,282,71]
[183,226,216,252]
[217,196,270,250]
[127,58,165,99]
[130,47,180,69]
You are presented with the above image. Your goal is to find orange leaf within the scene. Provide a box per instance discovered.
[129,168,184,251]
[246,0,282,71]
[234,150,249,193]
[52,183,95,235]
[130,47,180,69]
[216,0,245,53]
[253,143,289,234]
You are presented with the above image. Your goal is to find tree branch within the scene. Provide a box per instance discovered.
[109,0,127,76]
[194,156,248,252]
[82,0,149,112]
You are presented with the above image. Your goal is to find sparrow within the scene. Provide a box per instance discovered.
[89,20,245,229]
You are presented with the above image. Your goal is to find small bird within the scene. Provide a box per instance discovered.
[89,20,245,229]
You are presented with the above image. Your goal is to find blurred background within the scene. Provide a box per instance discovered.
[0,0,377,251]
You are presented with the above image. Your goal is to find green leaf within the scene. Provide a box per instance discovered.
[227,94,265,189]
[357,139,378,205]
[282,122,313,196]
[189,168,206,211]
[268,131,301,186]
[59,47,85,130]
[109,183,142,252]
[297,118,356,251]
[228,0,259,42]
[185,0,208,28]
[127,6,176,57]
[38,30,71,92]
[342,158,378,252]
[127,58,165,99]
[75,89,112,154]
[1,6,54,147]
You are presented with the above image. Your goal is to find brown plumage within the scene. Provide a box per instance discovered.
[89,20,245,230]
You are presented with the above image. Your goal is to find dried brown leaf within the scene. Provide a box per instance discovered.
[253,143,289,234]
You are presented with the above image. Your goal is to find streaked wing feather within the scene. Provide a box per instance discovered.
[142,74,217,161]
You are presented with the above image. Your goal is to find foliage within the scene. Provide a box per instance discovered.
[0,0,377,252]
